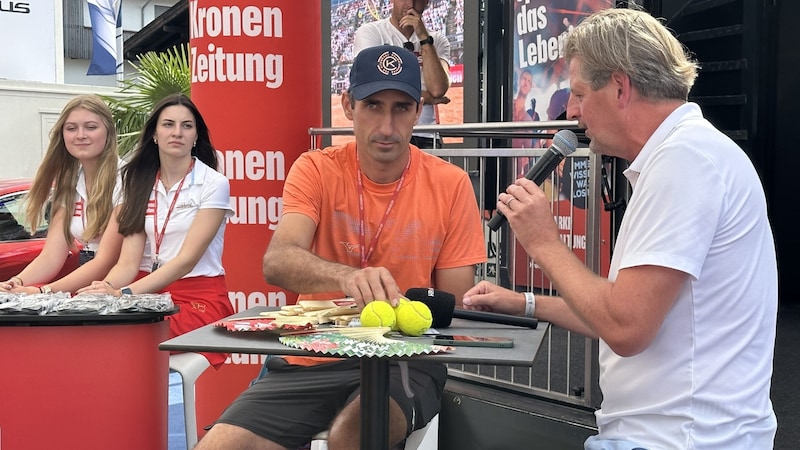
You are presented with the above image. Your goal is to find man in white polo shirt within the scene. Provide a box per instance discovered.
[462,8,778,450]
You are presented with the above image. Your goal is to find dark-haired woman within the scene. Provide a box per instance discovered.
[79,93,233,366]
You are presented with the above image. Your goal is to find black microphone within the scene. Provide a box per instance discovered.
[451,309,538,329]
[487,129,579,231]
[404,288,455,328]
[404,288,538,329]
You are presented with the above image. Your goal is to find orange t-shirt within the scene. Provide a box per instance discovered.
[282,142,486,301]
[280,142,486,366]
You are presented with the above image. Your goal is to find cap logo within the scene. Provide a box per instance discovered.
[376,51,403,76]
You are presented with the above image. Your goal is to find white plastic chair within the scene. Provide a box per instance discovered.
[169,352,212,450]
[309,413,439,450]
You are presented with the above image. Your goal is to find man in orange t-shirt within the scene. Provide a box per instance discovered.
[198,45,485,449]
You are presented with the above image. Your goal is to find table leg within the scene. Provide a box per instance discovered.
[360,358,390,450]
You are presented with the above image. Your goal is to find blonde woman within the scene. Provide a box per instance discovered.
[2,94,126,294]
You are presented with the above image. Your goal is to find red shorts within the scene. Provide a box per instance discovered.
[160,275,234,367]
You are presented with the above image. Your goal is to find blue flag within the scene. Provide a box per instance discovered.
[87,0,122,75]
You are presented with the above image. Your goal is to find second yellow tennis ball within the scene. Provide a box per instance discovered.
[395,300,433,336]
[391,297,411,331]
[360,301,396,328]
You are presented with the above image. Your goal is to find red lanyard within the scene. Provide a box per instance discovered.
[356,150,411,268]
[77,199,86,230]
[77,170,87,244]
[153,159,195,264]
[75,198,89,247]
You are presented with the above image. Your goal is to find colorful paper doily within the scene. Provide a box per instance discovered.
[279,328,452,358]
[213,317,315,333]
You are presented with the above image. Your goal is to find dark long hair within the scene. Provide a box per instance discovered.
[117,94,217,236]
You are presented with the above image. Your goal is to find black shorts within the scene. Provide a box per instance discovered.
[212,358,446,449]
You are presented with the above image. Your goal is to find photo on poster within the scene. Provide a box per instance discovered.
[511,0,614,130]
[509,0,614,289]
[509,0,613,207]
[329,0,465,145]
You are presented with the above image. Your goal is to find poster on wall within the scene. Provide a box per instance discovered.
[509,0,614,289]
[511,0,613,131]
[329,0,465,145]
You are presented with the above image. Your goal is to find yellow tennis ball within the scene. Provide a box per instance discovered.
[391,297,411,331]
[360,301,396,328]
[395,300,433,336]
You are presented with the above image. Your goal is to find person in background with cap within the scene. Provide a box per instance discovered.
[195,45,485,449]
[355,0,451,148]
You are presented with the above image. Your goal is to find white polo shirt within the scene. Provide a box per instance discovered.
[594,103,778,449]
[70,161,124,253]
[70,161,153,271]
[145,158,232,277]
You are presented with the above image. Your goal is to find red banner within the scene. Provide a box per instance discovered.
[450,63,464,87]
[189,0,321,435]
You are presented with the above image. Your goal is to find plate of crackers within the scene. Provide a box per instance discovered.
[214,298,360,334]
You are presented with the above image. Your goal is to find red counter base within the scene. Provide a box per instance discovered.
[0,321,169,450]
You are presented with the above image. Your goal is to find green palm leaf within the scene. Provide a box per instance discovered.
[103,44,191,157]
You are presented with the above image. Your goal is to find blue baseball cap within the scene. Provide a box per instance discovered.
[349,45,421,102]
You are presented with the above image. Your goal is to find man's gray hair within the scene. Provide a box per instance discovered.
[563,8,699,101]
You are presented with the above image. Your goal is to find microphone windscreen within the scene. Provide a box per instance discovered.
[404,288,455,328]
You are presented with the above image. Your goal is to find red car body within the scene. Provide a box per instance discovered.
[0,179,81,281]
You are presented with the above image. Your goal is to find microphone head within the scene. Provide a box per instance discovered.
[552,129,578,157]
[404,288,455,328]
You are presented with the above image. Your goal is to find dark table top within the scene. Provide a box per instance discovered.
[160,306,548,366]
[0,308,178,326]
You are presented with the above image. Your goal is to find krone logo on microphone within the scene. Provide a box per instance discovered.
[377,51,403,76]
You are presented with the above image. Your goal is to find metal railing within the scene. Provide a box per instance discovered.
[309,121,602,409]
[309,120,582,149]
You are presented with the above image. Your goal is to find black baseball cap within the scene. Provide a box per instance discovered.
[349,45,421,103]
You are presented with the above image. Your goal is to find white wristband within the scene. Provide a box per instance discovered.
[523,292,536,318]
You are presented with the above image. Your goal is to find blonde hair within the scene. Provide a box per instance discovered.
[25,94,118,248]
[563,8,699,101]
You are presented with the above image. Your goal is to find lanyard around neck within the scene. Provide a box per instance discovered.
[77,168,88,244]
[152,159,195,262]
[77,198,87,244]
[356,150,411,268]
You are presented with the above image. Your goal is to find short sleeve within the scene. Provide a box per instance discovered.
[200,168,233,218]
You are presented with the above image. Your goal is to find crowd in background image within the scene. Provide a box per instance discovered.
[330,0,464,94]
